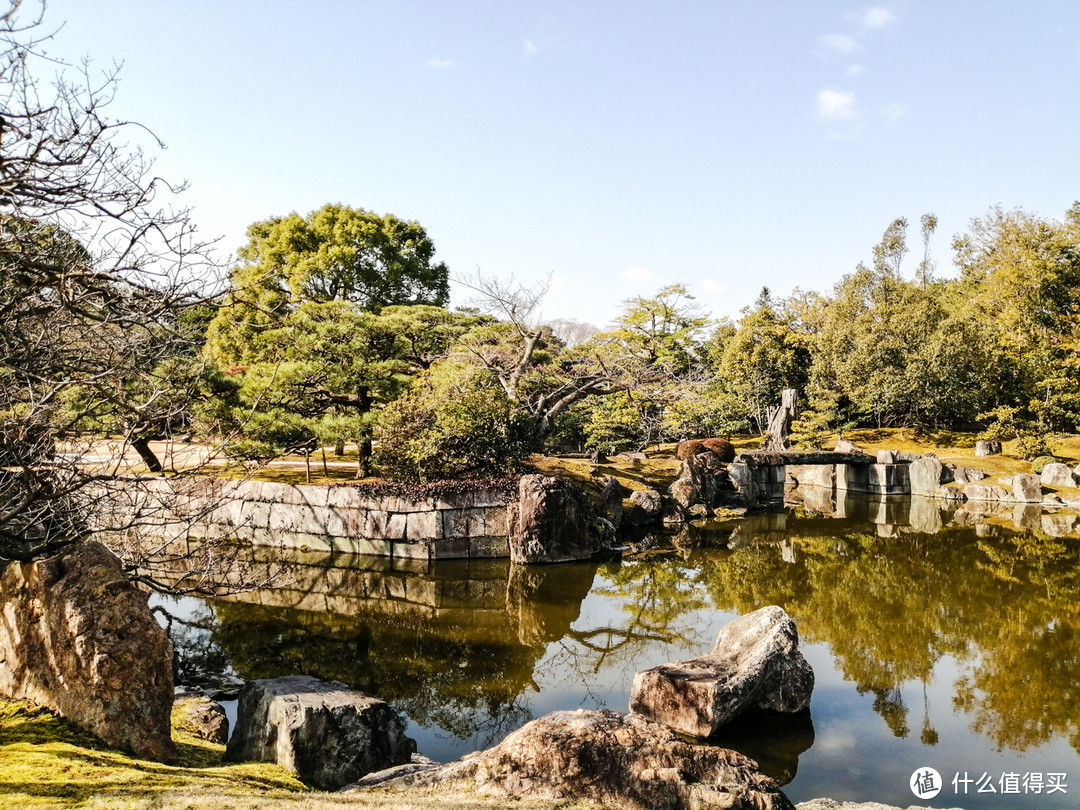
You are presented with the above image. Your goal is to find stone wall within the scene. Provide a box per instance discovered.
[95,477,512,561]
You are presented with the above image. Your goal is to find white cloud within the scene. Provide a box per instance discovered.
[880,101,909,122]
[620,265,658,282]
[845,63,865,77]
[700,279,728,296]
[860,7,895,28]
[817,33,857,54]
[816,89,857,121]
[425,57,455,69]
[522,37,539,55]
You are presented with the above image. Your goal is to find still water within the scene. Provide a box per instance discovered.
[154,495,1080,809]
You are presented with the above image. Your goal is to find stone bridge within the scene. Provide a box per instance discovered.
[730,450,912,506]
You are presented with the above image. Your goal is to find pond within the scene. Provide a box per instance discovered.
[152,493,1080,809]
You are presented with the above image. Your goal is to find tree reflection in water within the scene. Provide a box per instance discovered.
[157,501,1080,787]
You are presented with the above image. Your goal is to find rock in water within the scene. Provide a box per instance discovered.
[630,606,813,738]
[224,675,415,790]
[0,541,175,761]
[508,474,601,563]
[388,708,794,810]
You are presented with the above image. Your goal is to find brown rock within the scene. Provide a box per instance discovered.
[507,475,601,564]
[0,541,175,761]
[174,696,229,745]
[630,606,813,738]
[392,708,794,810]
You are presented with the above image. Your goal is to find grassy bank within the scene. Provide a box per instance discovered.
[0,699,605,809]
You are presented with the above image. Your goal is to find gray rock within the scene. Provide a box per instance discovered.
[908,456,944,497]
[0,541,175,762]
[625,488,663,526]
[963,483,1011,502]
[225,675,415,790]
[1011,473,1042,503]
[1041,462,1078,488]
[629,606,813,738]
[385,708,794,810]
[975,440,1002,456]
[951,465,986,483]
[834,438,865,454]
[508,475,601,563]
[875,450,898,464]
[601,476,624,526]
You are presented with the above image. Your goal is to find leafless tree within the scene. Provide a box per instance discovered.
[455,271,659,441]
[0,0,226,563]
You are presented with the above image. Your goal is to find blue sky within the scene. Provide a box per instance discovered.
[37,1,1080,326]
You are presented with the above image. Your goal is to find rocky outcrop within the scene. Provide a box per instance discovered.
[508,475,602,564]
[629,606,813,738]
[173,695,229,744]
[975,440,1002,456]
[0,541,175,761]
[225,675,415,790]
[381,708,794,810]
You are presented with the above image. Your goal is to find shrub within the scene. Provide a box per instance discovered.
[675,440,705,460]
[702,437,736,462]
[374,361,534,482]
[1030,455,1057,474]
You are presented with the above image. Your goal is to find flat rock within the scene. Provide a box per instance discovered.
[225,675,415,790]
[383,708,794,810]
[950,465,986,483]
[629,606,813,738]
[963,483,1011,502]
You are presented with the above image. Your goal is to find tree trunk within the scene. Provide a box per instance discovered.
[334,440,344,456]
[764,389,798,451]
[129,435,163,473]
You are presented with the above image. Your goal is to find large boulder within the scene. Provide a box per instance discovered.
[225,675,415,790]
[908,456,943,497]
[1040,462,1078,488]
[975,440,1002,456]
[1011,473,1043,503]
[0,541,175,761]
[382,708,794,810]
[508,474,601,563]
[630,606,813,738]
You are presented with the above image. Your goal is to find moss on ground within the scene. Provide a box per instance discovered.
[0,699,607,809]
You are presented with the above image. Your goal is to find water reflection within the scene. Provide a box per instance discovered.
[156,493,1080,806]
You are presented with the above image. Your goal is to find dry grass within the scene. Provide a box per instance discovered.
[0,700,606,809]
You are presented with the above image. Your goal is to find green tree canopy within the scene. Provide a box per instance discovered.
[207,203,449,366]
